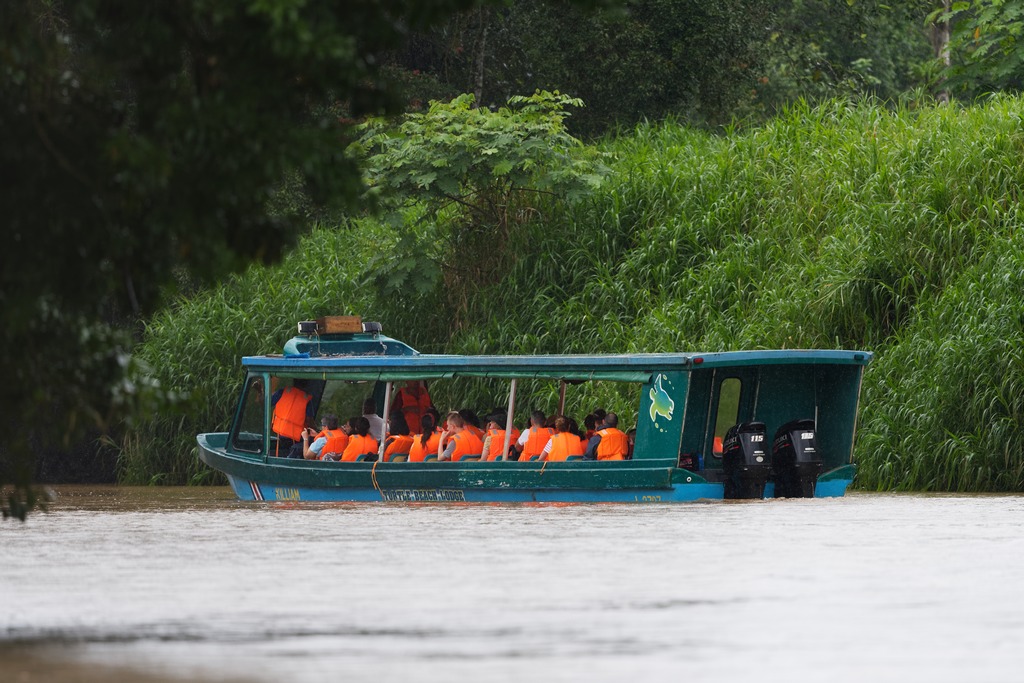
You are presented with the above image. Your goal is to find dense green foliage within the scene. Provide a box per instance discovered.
[128,96,1024,492]
[0,0,490,518]
[355,91,607,320]
[758,0,934,112]
[392,0,935,134]
[944,0,1024,94]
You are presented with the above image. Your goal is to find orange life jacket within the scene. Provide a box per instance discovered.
[597,428,629,460]
[408,430,441,462]
[318,428,348,459]
[547,432,584,461]
[397,386,432,434]
[449,430,484,462]
[342,434,379,462]
[521,427,554,460]
[271,387,311,441]
[485,428,521,461]
[383,434,414,462]
[467,424,485,440]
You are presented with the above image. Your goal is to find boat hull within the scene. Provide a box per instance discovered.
[200,434,854,503]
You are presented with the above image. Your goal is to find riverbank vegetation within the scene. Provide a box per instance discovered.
[125,95,1024,492]
[11,1,1024,517]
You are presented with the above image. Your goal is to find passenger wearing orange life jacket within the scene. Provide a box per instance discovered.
[459,409,486,440]
[439,412,484,462]
[382,411,414,462]
[481,411,520,461]
[539,416,586,462]
[408,413,441,462]
[271,381,315,458]
[301,414,348,460]
[395,380,432,434]
[515,410,554,461]
[341,416,379,462]
[584,412,629,461]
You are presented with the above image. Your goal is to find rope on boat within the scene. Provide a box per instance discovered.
[539,461,547,476]
[371,459,382,496]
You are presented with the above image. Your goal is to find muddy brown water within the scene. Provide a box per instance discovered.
[2,486,1024,682]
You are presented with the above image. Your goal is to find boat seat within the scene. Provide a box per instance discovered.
[455,455,481,462]
[389,454,408,463]
[565,455,583,461]
[423,455,438,462]
[354,453,378,462]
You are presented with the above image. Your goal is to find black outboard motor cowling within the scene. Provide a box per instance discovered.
[721,421,770,499]
[771,419,822,498]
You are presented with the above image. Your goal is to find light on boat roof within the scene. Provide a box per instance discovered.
[693,357,704,365]
[295,316,383,336]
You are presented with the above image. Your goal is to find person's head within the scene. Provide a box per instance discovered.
[389,410,409,436]
[626,427,636,443]
[362,397,377,415]
[427,406,441,423]
[419,413,436,446]
[584,413,597,431]
[447,412,465,430]
[554,416,570,433]
[293,378,316,395]
[605,412,619,429]
[530,410,546,428]
[321,414,339,431]
[352,416,371,437]
[487,411,507,430]
[459,408,480,428]
[594,408,607,426]
[568,417,581,437]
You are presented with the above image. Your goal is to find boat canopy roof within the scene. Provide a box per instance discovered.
[242,348,873,382]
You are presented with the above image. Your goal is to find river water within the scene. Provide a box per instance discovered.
[2,486,1024,682]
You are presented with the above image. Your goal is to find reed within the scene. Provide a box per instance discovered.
[126,95,1024,491]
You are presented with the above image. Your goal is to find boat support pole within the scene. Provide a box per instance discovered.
[557,381,567,416]
[501,379,517,461]
[378,380,393,461]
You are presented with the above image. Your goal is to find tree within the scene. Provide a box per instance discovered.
[0,0,494,520]
[392,0,775,136]
[941,0,1024,94]
[755,0,934,113]
[354,91,607,324]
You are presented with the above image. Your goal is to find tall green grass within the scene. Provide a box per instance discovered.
[126,96,1024,491]
[119,223,384,483]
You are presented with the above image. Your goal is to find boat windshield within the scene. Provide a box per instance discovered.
[231,377,266,454]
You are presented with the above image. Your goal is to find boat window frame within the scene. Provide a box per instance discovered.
[230,373,269,456]
[709,375,743,458]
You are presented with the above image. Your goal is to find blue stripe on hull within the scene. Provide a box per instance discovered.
[227,476,256,501]
[813,478,853,498]
[227,475,851,503]
[227,474,725,503]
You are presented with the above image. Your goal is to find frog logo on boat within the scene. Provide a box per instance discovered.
[649,374,675,428]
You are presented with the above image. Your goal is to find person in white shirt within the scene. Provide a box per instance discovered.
[362,397,387,442]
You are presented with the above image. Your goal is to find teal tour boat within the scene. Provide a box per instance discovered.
[197,317,872,503]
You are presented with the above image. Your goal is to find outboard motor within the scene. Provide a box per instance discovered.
[771,419,822,498]
[721,421,770,499]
